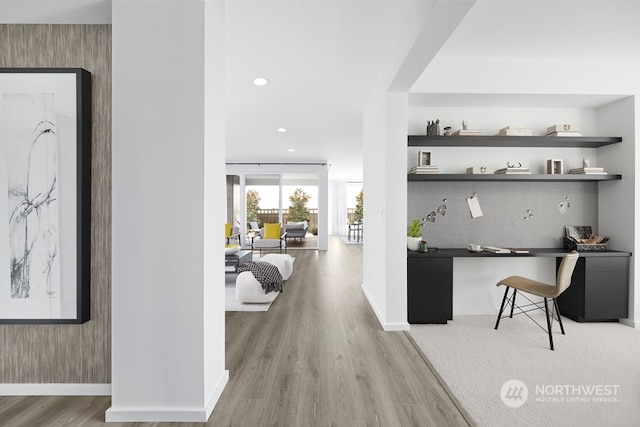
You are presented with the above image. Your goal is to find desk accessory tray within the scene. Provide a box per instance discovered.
[564,225,609,251]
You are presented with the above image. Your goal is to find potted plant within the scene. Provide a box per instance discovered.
[407,219,423,251]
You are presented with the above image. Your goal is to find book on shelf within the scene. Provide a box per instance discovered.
[482,246,510,254]
[509,248,530,254]
[495,167,531,174]
[452,129,481,136]
[569,167,607,174]
[497,126,533,136]
[547,131,583,137]
[410,165,440,174]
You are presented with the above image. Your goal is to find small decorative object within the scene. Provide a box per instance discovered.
[422,199,448,224]
[547,159,564,174]
[426,119,440,136]
[524,210,534,220]
[468,243,482,252]
[436,199,447,216]
[443,126,452,136]
[466,166,494,174]
[546,124,581,136]
[495,162,531,174]
[418,150,432,166]
[467,193,483,219]
[407,219,424,251]
[583,157,590,168]
[452,121,481,136]
[419,241,428,253]
[558,197,570,215]
[564,225,609,251]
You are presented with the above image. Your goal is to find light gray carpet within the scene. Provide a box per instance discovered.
[409,314,640,427]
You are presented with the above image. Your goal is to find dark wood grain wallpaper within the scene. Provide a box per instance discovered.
[0,25,111,383]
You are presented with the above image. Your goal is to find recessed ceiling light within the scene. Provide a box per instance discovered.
[277,128,288,133]
[287,148,295,152]
[252,77,268,86]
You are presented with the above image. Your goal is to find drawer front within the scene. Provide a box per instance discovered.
[585,271,628,296]
[585,294,629,320]
[585,256,629,272]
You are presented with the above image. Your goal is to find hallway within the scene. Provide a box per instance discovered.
[0,237,468,426]
[212,236,468,426]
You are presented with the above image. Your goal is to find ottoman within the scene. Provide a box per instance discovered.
[260,253,294,280]
[236,271,280,304]
[235,254,294,303]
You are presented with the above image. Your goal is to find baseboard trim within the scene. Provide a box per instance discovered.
[360,283,409,331]
[0,383,111,396]
[105,370,229,423]
[620,319,636,328]
[205,370,229,419]
[105,407,209,423]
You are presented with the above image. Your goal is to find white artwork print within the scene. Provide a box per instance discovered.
[4,93,61,312]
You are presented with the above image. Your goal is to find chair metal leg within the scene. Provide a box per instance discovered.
[509,289,517,318]
[494,286,510,329]
[554,298,565,335]
[544,298,554,350]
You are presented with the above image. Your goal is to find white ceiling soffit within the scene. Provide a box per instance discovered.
[408,93,631,109]
[436,0,640,60]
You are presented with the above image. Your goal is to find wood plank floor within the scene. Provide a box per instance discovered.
[0,237,469,427]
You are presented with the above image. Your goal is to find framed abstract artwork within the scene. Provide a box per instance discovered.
[0,68,91,323]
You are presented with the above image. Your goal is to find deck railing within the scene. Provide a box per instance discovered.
[250,208,358,234]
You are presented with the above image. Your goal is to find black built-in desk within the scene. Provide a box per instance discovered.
[407,248,631,324]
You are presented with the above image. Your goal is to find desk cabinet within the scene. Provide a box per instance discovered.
[557,256,629,322]
[407,257,452,324]
[408,249,630,324]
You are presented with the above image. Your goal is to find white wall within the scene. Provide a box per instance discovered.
[361,0,475,331]
[109,0,227,422]
[597,96,637,326]
[409,56,640,323]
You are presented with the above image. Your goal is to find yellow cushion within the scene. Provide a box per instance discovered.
[225,222,232,237]
[264,223,281,240]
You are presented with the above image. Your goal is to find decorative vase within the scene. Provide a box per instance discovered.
[407,236,421,251]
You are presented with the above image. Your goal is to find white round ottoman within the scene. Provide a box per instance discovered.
[236,271,279,304]
[260,253,294,280]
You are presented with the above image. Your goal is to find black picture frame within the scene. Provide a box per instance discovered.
[0,68,91,324]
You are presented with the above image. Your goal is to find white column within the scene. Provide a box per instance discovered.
[108,0,227,422]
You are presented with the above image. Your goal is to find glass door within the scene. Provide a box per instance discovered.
[245,174,282,247]
[281,173,318,249]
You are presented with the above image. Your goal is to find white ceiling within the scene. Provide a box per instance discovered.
[224,0,436,181]
[3,0,640,181]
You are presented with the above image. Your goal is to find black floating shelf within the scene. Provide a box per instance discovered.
[408,135,622,148]
[407,174,622,182]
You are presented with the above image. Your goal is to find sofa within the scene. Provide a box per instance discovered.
[284,221,307,241]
